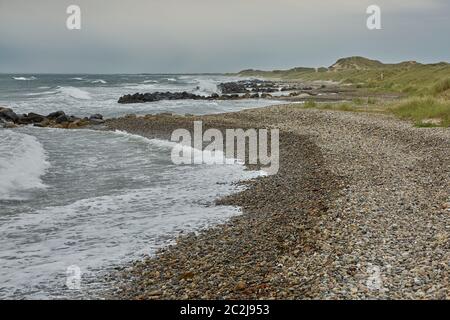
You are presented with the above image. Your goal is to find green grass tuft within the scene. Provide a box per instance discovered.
[433,78,450,95]
[390,98,450,127]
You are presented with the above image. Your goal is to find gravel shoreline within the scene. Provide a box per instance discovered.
[106,105,449,299]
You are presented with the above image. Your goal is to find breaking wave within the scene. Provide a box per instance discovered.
[0,130,50,200]
[13,76,37,81]
[57,86,91,100]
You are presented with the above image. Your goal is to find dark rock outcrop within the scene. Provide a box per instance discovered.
[217,82,249,94]
[56,114,71,124]
[89,114,103,120]
[0,107,19,123]
[218,80,279,94]
[117,79,323,104]
[25,112,46,123]
[0,107,104,129]
[118,91,213,104]
[47,111,66,119]
[117,88,271,104]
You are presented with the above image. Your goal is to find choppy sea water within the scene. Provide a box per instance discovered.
[0,74,275,299]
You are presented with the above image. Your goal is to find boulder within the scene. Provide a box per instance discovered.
[217,82,248,94]
[89,114,103,120]
[25,112,46,123]
[55,114,71,124]
[0,107,19,123]
[47,111,65,119]
[68,116,80,122]
[118,91,209,104]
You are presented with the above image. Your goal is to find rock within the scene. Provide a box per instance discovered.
[180,272,195,280]
[25,112,46,123]
[89,114,103,120]
[118,91,211,104]
[118,88,269,104]
[47,111,65,119]
[148,290,162,297]
[235,281,246,291]
[218,82,249,94]
[70,115,80,121]
[55,114,71,124]
[0,107,19,123]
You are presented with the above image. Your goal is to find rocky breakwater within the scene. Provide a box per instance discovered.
[117,79,289,104]
[116,79,327,104]
[117,91,263,104]
[218,79,313,94]
[0,106,105,129]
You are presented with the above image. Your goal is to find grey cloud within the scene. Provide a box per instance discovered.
[0,0,448,73]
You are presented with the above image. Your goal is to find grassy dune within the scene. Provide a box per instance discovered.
[302,98,450,127]
[239,57,450,127]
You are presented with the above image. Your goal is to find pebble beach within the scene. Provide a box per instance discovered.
[106,104,450,299]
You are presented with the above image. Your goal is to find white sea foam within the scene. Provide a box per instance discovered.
[57,86,91,100]
[91,79,107,84]
[192,78,220,96]
[70,77,84,81]
[13,76,37,81]
[113,130,233,165]
[0,130,50,200]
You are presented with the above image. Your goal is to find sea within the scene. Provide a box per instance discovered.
[0,74,277,299]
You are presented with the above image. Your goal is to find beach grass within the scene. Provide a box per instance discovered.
[389,97,450,127]
[298,97,450,127]
[433,78,450,95]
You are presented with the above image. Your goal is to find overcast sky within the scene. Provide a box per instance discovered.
[0,0,449,73]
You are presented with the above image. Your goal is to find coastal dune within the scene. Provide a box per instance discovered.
[106,105,450,299]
